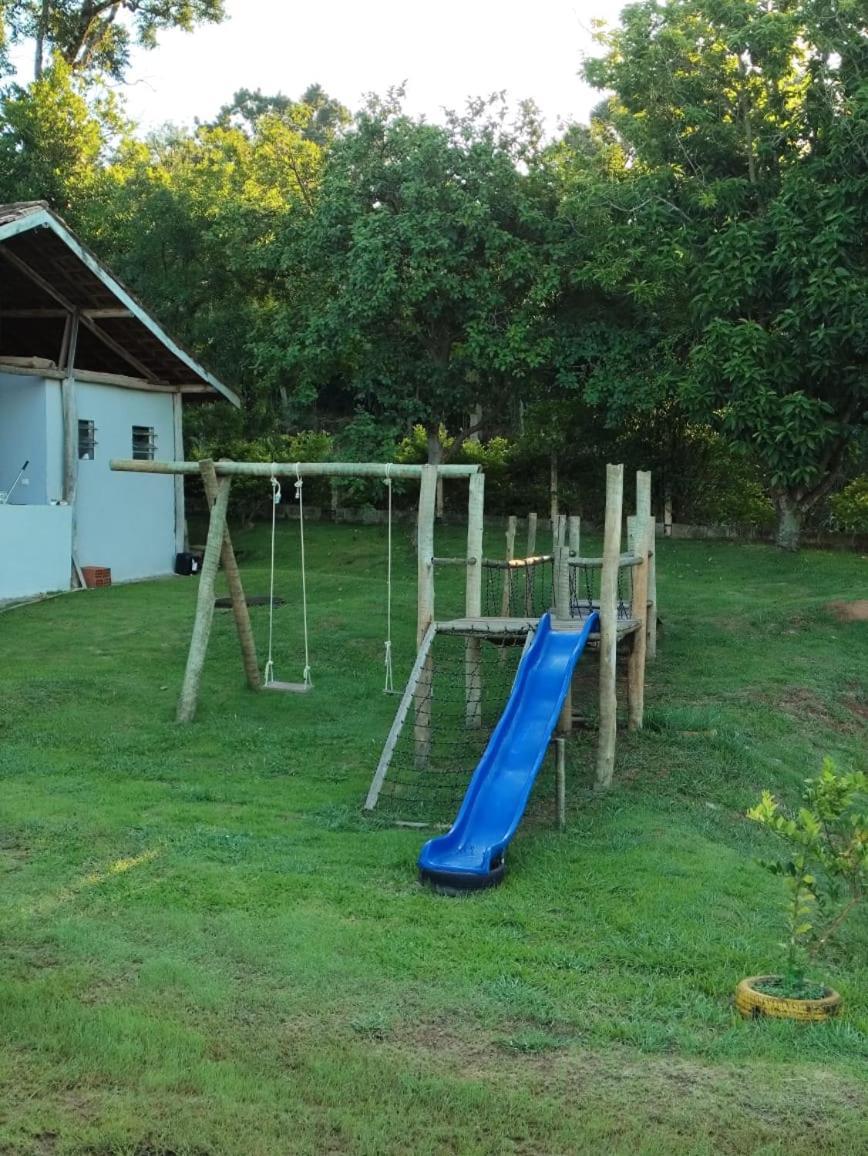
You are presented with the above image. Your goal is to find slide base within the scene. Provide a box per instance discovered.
[419,863,506,895]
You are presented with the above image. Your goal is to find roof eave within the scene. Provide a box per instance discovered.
[0,207,241,408]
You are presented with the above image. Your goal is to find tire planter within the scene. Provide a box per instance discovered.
[735,976,841,1022]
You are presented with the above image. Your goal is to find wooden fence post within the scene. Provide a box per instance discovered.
[199,460,260,691]
[596,463,623,788]
[176,463,231,723]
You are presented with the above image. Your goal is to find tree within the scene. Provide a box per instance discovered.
[280,92,545,475]
[89,105,325,434]
[217,83,350,147]
[585,0,868,548]
[0,58,126,214]
[4,0,225,82]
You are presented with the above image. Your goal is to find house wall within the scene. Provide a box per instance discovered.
[0,504,72,599]
[75,383,178,581]
[0,372,49,503]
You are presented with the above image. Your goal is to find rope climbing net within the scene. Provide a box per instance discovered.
[481,556,554,618]
[373,628,527,824]
[568,561,634,621]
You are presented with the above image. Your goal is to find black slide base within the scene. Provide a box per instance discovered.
[419,863,506,895]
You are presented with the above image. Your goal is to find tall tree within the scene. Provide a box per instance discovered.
[280,92,545,468]
[585,0,868,547]
[0,59,127,214]
[90,105,325,432]
[4,0,225,81]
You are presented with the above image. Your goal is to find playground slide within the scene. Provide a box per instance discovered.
[418,610,600,891]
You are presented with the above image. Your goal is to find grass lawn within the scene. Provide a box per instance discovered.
[1,519,866,1155]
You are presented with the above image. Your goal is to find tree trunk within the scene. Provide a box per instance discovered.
[774,493,803,551]
[35,0,50,79]
[427,426,444,519]
[549,451,559,522]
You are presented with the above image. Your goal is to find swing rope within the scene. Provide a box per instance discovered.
[383,465,395,694]
[263,470,281,687]
[295,463,313,688]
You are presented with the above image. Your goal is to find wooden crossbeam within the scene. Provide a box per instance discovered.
[0,307,133,319]
[0,246,162,383]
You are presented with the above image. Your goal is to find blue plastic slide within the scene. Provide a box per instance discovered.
[418,610,599,892]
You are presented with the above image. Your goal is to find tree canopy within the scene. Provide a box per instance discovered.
[0,0,865,544]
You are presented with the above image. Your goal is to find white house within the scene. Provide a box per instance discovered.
[0,201,239,602]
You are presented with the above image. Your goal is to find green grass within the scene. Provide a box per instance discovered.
[1,523,866,1155]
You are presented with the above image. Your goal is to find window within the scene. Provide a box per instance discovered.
[132,425,157,461]
[78,419,97,461]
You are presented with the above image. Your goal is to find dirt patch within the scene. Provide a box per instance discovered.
[777,687,866,734]
[779,688,841,728]
[827,600,868,622]
[375,1017,868,1130]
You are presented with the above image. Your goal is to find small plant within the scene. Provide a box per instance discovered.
[747,758,867,999]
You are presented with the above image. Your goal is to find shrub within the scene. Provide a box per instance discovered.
[829,476,868,533]
[747,758,868,992]
[189,432,334,524]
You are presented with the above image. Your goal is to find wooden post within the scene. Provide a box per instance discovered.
[199,461,260,691]
[555,542,573,733]
[664,487,673,538]
[568,515,581,558]
[60,310,81,587]
[500,515,517,615]
[640,476,658,660]
[414,465,438,765]
[596,463,623,789]
[626,514,637,554]
[526,512,537,557]
[176,464,232,723]
[416,465,438,645]
[60,310,79,505]
[465,472,485,729]
[172,392,186,555]
[555,737,566,831]
[628,470,651,730]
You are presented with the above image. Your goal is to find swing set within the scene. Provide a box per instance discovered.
[109,456,482,722]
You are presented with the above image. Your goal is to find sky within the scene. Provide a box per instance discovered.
[104,0,626,135]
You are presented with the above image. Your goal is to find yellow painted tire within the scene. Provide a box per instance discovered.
[735,976,841,1022]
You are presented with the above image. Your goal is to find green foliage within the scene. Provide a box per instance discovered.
[5,0,226,81]
[189,431,334,523]
[829,477,868,534]
[748,759,868,986]
[0,59,126,214]
[584,0,868,547]
[281,91,545,444]
[89,99,326,430]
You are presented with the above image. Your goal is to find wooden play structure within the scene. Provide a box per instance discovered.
[365,462,656,814]
[110,457,655,806]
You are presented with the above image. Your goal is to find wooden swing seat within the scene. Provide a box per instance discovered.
[263,680,311,694]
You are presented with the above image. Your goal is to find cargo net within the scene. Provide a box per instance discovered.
[569,562,633,621]
[373,628,527,824]
[481,557,554,618]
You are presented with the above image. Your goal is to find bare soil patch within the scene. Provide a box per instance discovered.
[827,599,868,623]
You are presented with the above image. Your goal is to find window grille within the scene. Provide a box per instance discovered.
[132,425,157,461]
[78,419,97,460]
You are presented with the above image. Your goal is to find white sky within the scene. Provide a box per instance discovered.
[85,0,625,135]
